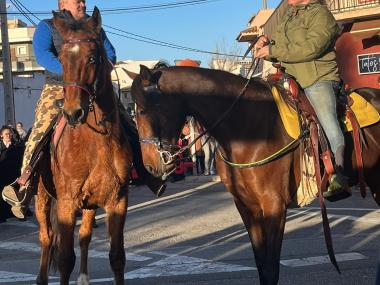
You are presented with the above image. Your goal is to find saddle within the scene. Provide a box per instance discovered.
[267,64,380,198]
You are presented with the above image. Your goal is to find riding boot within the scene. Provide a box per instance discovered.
[2,170,35,219]
[119,109,166,197]
[323,146,352,202]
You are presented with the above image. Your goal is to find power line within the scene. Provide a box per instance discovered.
[13,0,41,22]
[9,0,36,25]
[11,0,249,59]
[1,0,223,15]
[104,25,249,59]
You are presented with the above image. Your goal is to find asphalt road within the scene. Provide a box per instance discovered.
[0,175,379,285]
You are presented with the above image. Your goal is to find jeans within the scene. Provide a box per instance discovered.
[304,80,344,163]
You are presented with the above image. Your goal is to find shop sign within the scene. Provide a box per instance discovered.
[357,53,380,74]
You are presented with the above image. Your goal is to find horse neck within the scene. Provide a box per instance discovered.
[160,69,284,146]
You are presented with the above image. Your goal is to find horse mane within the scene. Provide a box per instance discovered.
[169,66,267,85]
[153,66,271,99]
[152,60,170,70]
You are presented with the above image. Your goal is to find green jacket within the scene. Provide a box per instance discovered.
[269,1,340,88]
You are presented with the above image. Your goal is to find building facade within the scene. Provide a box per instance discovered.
[0,19,44,129]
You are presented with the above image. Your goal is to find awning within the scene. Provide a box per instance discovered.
[350,18,380,40]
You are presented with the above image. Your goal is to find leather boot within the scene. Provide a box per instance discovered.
[120,109,166,197]
[323,146,351,202]
[323,168,351,202]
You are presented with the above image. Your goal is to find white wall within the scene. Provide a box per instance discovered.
[0,72,45,130]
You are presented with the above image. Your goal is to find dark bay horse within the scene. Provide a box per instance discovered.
[35,8,132,285]
[129,65,380,285]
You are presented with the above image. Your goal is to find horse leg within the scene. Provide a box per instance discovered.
[361,127,380,206]
[56,200,77,285]
[216,157,287,284]
[235,198,287,285]
[106,195,127,285]
[77,209,96,285]
[35,181,52,285]
[365,163,380,206]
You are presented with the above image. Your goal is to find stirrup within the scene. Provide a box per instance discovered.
[2,180,28,207]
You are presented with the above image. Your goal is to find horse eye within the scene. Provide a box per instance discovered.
[89,56,96,64]
[138,109,146,116]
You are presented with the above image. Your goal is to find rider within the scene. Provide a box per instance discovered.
[2,0,166,219]
[254,0,350,202]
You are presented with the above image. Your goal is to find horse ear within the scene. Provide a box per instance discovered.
[53,10,72,36]
[139,65,152,81]
[125,69,139,80]
[87,6,102,34]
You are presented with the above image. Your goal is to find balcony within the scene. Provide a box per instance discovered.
[0,56,44,74]
[327,0,380,21]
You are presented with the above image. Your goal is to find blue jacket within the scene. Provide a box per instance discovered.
[33,18,116,82]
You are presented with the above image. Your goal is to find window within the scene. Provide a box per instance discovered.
[17,46,27,56]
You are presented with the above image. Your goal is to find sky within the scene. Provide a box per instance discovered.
[12,0,281,67]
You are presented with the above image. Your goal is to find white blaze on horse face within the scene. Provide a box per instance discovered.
[68,44,80,54]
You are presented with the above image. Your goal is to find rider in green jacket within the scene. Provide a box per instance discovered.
[255,0,350,202]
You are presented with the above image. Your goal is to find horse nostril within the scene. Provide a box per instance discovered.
[64,108,85,126]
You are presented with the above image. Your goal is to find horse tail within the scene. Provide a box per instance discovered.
[48,199,59,273]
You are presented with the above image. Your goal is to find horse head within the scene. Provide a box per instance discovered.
[54,7,110,126]
[130,65,187,179]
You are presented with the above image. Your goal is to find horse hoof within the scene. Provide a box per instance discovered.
[36,275,47,285]
[77,273,89,285]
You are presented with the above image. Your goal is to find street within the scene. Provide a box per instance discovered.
[0,175,379,284]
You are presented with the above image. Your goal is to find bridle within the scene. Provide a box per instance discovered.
[136,65,257,170]
[62,38,102,114]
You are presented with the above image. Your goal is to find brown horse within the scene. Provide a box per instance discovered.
[130,65,380,285]
[35,8,131,285]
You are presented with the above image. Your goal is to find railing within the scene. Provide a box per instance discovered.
[327,0,380,13]
[262,0,380,35]
[0,56,37,63]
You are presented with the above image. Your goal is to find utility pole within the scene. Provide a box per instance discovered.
[0,0,15,126]
[262,0,267,9]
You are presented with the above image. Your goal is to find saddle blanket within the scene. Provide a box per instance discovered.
[272,87,380,139]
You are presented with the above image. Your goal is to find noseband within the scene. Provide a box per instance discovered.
[62,38,102,112]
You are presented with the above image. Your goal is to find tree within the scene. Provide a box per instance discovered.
[208,39,244,74]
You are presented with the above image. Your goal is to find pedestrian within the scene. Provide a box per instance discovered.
[203,135,217,176]
[15,122,27,141]
[2,0,166,220]
[0,126,24,222]
[254,0,349,202]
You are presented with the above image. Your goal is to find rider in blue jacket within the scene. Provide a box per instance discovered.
[2,0,166,219]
